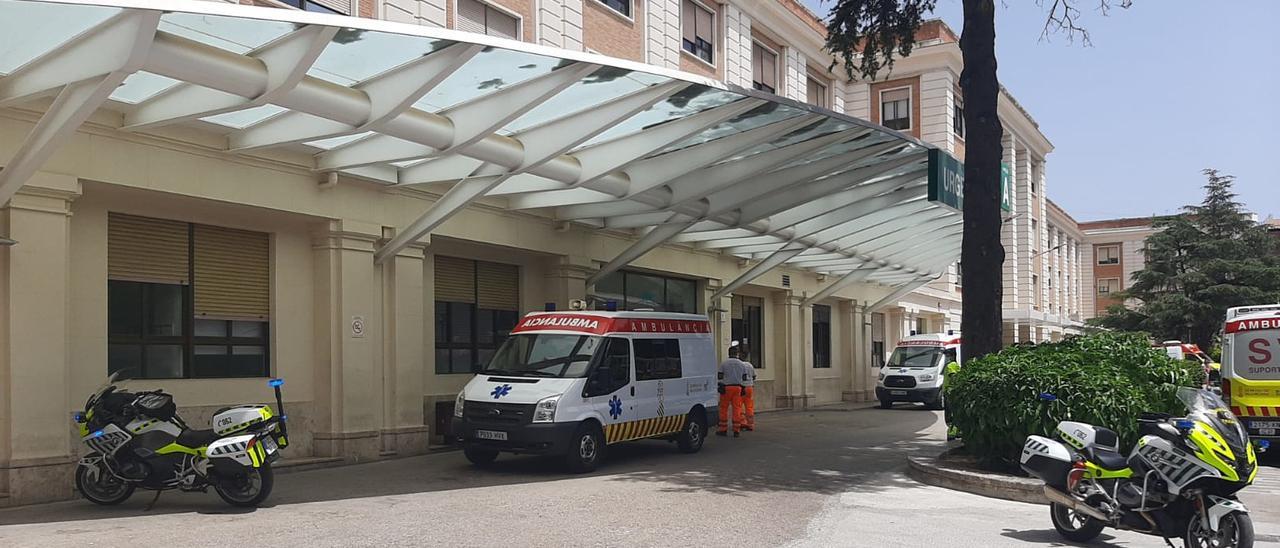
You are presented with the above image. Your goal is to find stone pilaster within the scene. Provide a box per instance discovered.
[540,0,585,51]
[1,172,81,505]
[644,0,679,68]
[723,3,753,88]
[311,220,383,462]
[378,231,429,457]
[545,254,594,310]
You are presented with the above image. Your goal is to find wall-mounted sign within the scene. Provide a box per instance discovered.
[927,149,964,211]
[351,315,366,338]
[927,149,1013,212]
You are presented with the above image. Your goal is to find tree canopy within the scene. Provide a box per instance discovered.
[1091,170,1280,348]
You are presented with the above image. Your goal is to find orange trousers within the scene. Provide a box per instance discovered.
[743,386,755,429]
[718,386,746,433]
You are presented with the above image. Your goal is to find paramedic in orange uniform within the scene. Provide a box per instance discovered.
[740,343,756,431]
[716,343,750,437]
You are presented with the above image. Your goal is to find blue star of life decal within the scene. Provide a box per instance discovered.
[608,395,623,419]
[491,384,512,399]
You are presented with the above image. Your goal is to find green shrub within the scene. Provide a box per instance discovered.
[946,332,1204,468]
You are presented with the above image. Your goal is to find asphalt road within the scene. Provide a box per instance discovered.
[2,405,1277,547]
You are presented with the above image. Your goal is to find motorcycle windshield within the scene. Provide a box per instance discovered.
[84,371,123,410]
[1177,386,1250,458]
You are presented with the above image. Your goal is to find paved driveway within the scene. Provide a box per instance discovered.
[2,405,1277,547]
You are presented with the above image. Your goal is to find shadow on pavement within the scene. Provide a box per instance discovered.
[0,406,944,527]
[998,528,1130,547]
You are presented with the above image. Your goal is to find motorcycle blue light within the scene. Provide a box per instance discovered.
[90,430,104,438]
[1260,440,1271,450]
[1175,419,1195,431]
[72,412,84,422]
[268,378,284,387]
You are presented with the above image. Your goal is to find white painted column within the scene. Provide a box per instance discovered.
[1001,132,1023,312]
[540,0,585,51]
[782,47,806,102]
[831,79,847,114]
[723,3,753,88]
[645,0,679,69]
[919,69,955,153]
[382,0,446,26]
[843,81,870,119]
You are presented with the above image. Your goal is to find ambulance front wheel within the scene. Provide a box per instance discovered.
[464,446,499,466]
[564,422,604,473]
[677,410,706,454]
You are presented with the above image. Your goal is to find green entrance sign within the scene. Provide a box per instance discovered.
[927,149,964,211]
[1000,162,1013,212]
[927,149,1013,212]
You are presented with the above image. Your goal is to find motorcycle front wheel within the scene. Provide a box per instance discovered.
[1185,511,1254,548]
[214,463,274,507]
[1049,502,1105,542]
[74,456,135,505]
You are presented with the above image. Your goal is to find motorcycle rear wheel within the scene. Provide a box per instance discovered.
[75,457,135,505]
[214,463,274,507]
[1185,511,1253,548]
[1050,502,1105,542]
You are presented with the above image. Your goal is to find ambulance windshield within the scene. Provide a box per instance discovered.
[483,334,604,378]
[885,346,952,369]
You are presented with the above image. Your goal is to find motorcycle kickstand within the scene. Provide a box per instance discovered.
[144,489,162,511]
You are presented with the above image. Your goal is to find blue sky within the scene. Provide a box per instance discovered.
[801,0,1279,222]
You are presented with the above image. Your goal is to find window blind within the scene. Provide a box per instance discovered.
[476,261,519,310]
[193,224,269,320]
[107,213,190,285]
[435,255,477,303]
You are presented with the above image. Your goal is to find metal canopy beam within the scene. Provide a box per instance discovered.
[228,42,484,151]
[0,10,160,204]
[586,220,695,287]
[708,244,809,303]
[123,24,338,130]
[373,80,688,263]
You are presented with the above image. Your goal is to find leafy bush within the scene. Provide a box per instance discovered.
[946,332,1204,468]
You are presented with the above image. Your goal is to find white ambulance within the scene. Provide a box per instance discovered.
[1221,304,1280,444]
[875,332,961,410]
[451,310,718,472]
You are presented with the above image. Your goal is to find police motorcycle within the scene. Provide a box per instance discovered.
[72,372,290,507]
[1021,387,1263,547]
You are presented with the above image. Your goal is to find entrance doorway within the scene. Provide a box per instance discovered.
[731,295,763,368]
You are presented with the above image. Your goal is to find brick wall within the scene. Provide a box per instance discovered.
[675,0,724,80]
[583,0,644,61]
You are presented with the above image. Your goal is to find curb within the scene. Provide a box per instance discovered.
[907,454,1048,505]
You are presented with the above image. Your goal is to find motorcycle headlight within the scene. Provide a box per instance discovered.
[454,391,465,418]
[533,395,560,423]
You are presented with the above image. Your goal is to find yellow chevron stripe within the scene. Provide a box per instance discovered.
[605,424,615,444]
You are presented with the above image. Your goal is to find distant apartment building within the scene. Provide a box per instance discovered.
[1079,217,1161,319]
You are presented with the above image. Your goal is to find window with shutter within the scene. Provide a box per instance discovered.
[681,0,714,64]
[806,76,828,109]
[880,87,911,130]
[456,0,520,39]
[107,214,270,379]
[752,42,777,93]
[435,256,520,374]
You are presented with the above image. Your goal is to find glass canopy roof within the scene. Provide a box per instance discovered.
[0,0,962,295]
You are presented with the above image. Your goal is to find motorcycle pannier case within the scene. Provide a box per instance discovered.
[1020,435,1075,490]
[213,405,272,436]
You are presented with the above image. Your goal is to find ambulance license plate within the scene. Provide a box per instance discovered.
[1261,428,1277,436]
[1250,421,1280,430]
[475,430,507,441]
[891,390,908,396]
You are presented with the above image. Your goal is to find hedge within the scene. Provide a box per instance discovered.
[945,332,1205,468]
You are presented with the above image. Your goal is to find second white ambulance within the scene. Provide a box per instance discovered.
[875,333,962,410]
[451,311,718,472]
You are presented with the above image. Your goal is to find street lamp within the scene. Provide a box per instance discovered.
[1031,243,1064,260]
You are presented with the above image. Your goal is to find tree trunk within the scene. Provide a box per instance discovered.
[959,0,1005,360]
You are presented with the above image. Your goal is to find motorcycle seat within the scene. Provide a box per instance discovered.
[177,428,220,449]
[1086,446,1130,471]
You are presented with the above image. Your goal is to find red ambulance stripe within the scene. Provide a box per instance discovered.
[1224,318,1280,333]
[1232,407,1242,416]
[1263,407,1273,417]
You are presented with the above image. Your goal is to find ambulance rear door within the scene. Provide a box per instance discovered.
[1223,310,1280,437]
